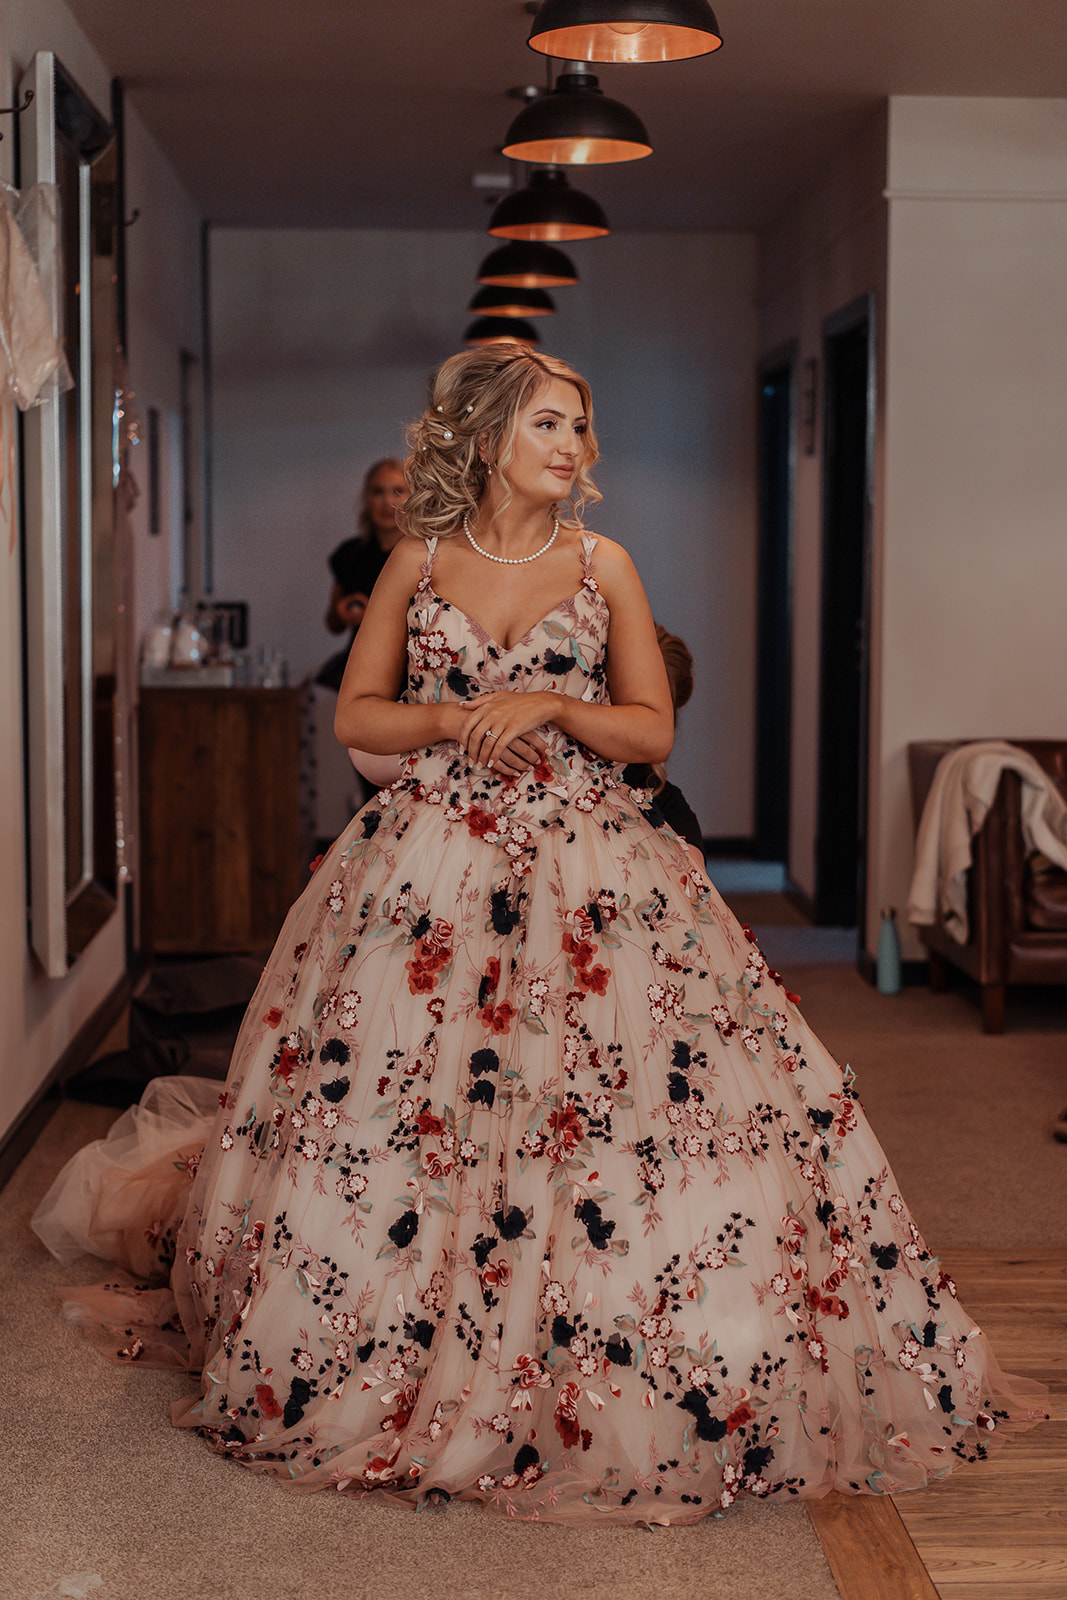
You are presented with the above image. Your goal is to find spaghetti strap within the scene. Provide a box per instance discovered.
[417,536,439,591]
[580,533,598,581]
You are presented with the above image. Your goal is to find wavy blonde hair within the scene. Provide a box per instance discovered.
[400,342,600,543]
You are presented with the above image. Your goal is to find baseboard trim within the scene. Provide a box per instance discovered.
[0,968,137,1194]
[784,878,817,923]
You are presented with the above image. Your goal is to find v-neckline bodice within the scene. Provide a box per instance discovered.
[421,583,587,656]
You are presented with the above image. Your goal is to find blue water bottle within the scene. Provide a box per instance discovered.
[877,907,902,995]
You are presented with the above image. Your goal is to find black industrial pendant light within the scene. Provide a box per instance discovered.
[502,65,652,165]
[477,241,579,289]
[527,0,723,63]
[488,167,609,241]
[469,285,557,318]
[465,317,541,347]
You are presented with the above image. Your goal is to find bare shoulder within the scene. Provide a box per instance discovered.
[581,531,636,568]
[355,536,432,637]
[373,535,431,595]
[387,534,433,577]
[581,533,647,594]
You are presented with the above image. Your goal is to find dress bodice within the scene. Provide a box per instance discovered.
[398,534,615,802]
[405,534,609,708]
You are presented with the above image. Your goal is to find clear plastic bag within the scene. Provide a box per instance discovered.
[0,179,73,409]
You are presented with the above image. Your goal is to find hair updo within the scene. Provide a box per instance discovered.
[400,342,600,543]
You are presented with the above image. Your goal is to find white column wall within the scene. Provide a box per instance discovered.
[879,97,1067,957]
[759,97,1067,959]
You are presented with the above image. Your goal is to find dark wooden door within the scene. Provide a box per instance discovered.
[815,298,873,929]
[755,351,795,862]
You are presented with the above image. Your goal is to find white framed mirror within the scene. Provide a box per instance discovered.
[21,52,122,976]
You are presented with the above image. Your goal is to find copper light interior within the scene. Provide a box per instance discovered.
[503,130,651,164]
[477,243,579,289]
[501,71,652,165]
[469,286,557,318]
[527,0,723,64]
[530,23,721,61]
[488,216,608,242]
[487,170,610,242]
[486,172,607,243]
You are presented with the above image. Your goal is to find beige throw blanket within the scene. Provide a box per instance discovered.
[906,740,1067,944]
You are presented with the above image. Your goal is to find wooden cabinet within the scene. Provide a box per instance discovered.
[139,687,313,954]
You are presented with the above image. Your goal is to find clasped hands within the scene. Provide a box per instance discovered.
[455,689,559,778]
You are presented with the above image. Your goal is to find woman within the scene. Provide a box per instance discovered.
[316,457,408,692]
[35,344,1043,1523]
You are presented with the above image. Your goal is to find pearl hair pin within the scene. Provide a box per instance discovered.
[463,514,558,565]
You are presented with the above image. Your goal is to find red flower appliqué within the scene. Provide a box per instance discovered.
[466,807,498,840]
[255,1383,283,1420]
[479,1000,516,1034]
[562,911,611,997]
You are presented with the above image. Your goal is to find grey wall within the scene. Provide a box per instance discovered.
[209,226,759,837]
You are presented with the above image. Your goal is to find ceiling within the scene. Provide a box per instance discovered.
[63,0,1067,233]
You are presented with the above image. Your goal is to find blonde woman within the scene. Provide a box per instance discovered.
[36,344,1043,1524]
[317,457,408,692]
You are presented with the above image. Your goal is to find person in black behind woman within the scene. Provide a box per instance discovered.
[317,457,408,691]
[623,623,704,860]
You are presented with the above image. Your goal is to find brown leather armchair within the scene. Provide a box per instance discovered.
[908,740,1067,1032]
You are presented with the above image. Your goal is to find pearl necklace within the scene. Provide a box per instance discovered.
[463,514,558,565]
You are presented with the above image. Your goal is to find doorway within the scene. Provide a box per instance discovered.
[754,348,795,863]
[814,296,874,929]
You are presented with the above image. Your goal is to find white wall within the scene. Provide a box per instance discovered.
[877,97,1067,956]
[124,104,204,643]
[759,98,1067,960]
[0,0,202,1147]
[210,227,759,838]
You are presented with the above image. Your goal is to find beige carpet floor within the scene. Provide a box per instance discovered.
[2,1095,836,1600]
[775,963,1066,1252]
[4,926,1064,1600]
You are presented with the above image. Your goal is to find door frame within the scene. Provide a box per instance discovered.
[754,343,797,863]
[814,293,876,932]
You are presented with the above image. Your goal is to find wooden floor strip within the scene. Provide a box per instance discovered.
[808,1491,940,1600]
[808,1247,1066,1600]
[890,1248,1066,1600]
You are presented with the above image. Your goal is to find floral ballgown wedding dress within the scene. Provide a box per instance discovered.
[34,535,1044,1524]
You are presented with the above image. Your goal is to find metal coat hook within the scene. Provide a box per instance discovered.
[0,86,33,140]
[0,88,34,116]
[124,207,141,228]
[0,86,33,141]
